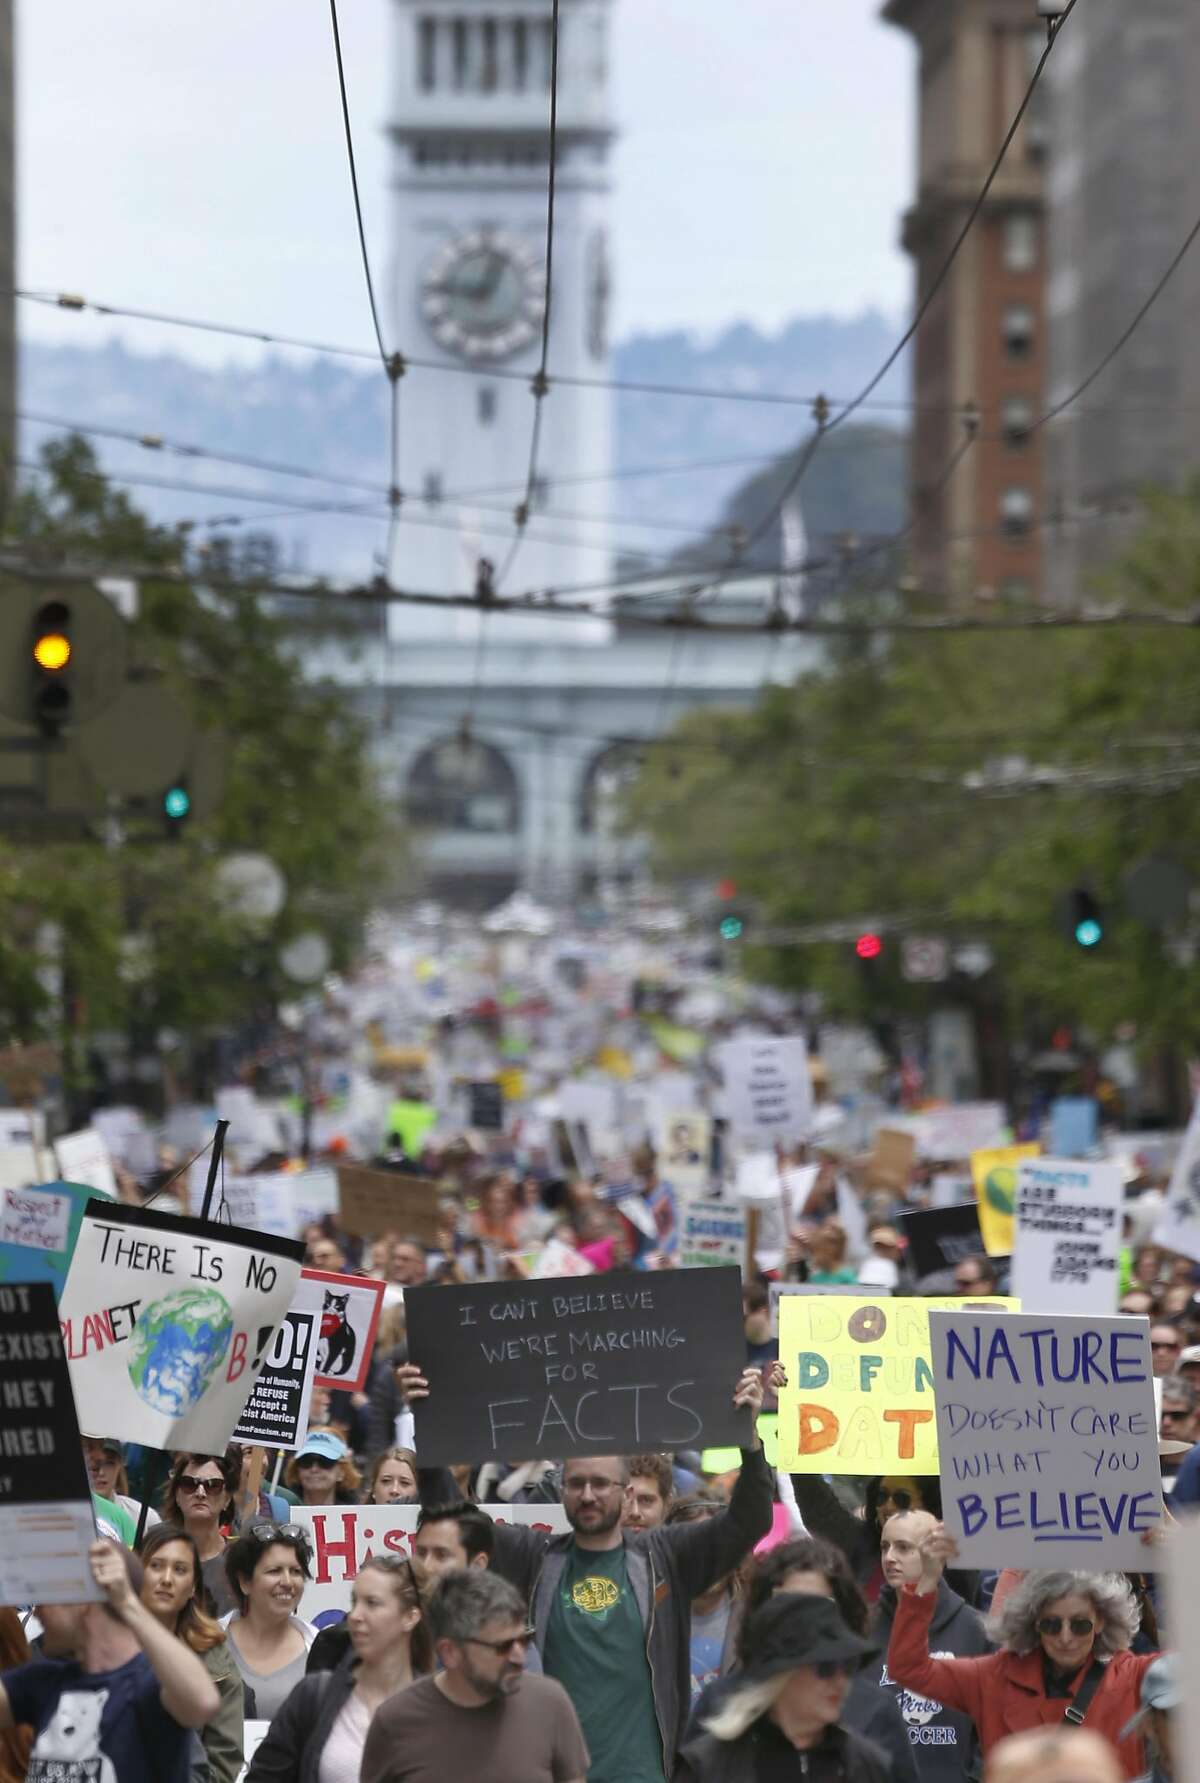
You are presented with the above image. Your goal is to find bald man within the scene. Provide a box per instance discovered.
[984,1727,1123,1783]
[870,1510,990,1783]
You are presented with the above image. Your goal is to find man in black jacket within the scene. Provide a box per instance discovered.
[487,1364,776,1783]
[873,1511,990,1783]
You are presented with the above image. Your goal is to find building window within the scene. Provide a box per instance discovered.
[481,18,498,90]
[418,18,436,90]
[452,18,468,88]
[1002,303,1035,360]
[1000,488,1034,536]
[1001,396,1034,448]
[477,386,497,425]
[1004,212,1038,273]
[422,471,444,508]
[513,18,528,88]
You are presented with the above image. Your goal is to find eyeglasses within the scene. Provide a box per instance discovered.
[877,1487,914,1511]
[1161,1406,1192,1421]
[954,1275,983,1290]
[1036,1616,1096,1638]
[297,1455,338,1470]
[245,1521,313,1561]
[177,1474,226,1498]
[1151,1339,1182,1351]
[464,1627,537,1656]
[562,1477,624,1496]
[814,1660,853,1681]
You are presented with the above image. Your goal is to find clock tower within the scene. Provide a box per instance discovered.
[389,0,615,606]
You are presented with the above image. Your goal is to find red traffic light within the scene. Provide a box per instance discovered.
[855,932,883,961]
[716,878,737,901]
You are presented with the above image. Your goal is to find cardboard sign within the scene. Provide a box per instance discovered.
[469,1081,505,1132]
[657,1113,712,1197]
[897,1204,987,1280]
[335,1164,443,1245]
[54,1129,119,1201]
[59,1201,305,1453]
[1012,1157,1123,1315]
[680,1199,747,1270]
[718,1036,813,1147]
[929,1308,1162,1569]
[778,1292,1019,1475]
[971,1143,1040,1256]
[405,1265,753,1465]
[290,1503,569,1626]
[0,1179,114,1301]
[233,1308,318,1452]
[866,1129,916,1192]
[1154,1097,1200,1264]
[294,1268,385,1394]
[0,1281,101,1607]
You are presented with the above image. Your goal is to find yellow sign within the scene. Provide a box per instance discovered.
[701,1413,778,1476]
[971,1143,1040,1256]
[497,1068,526,1105]
[778,1294,1019,1475]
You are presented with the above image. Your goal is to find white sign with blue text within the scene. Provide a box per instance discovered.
[929,1309,1163,1571]
[1012,1157,1123,1315]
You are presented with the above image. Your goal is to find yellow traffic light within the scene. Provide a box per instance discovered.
[33,631,71,672]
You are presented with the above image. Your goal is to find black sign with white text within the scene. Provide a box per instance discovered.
[898,1203,988,1279]
[233,1309,318,1452]
[405,1265,753,1464]
[469,1082,505,1132]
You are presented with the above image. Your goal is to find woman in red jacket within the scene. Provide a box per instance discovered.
[886,1524,1158,1779]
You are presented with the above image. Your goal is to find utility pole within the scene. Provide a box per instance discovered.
[0,0,13,520]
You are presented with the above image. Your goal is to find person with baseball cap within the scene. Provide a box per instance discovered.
[677,1595,886,1782]
[1123,1656,1179,1783]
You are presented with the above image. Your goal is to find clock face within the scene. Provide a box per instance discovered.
[421,230,545,361]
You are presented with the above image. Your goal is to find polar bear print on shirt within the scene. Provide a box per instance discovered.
[30,1687,117,1783]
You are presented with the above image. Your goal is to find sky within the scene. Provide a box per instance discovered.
[16,0,914,367]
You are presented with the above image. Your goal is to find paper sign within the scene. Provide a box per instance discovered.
[0,1109,44,1149]
[896,1204,987,1281]
[293,1268,385,1394]
[233,1308,318,1452]
[1154,1097,1200,1264]
[719,1036,813,1146]
[335,1164,443,1245]
[770,1280,871,1338]
[405,1266,753,1465]
[923,1103,1008,1161]
[0,1179,114,1301]
[778,1292,1019,1474]
[680,1200,747,1270]
[59,1201,305,1453]
[0,1280,101,1607]
[657,1113,711,1197]
[1,1186,71,1253]
[1165,1520,1200,1783]
[530,1239,595,1279]
[54,1129,119,1201]
[1049,1098,1099,1159]
[836,1176,869,1258]
[929,1309,1162,1569]
[930,1173,973,1210]
[291,1503,569,1627]
[1012,1157,1123,1314]
[971,1144,1040,1256]
[0,1147,39,1192]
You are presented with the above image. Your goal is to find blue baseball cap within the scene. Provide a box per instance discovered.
[296,1431,348,1464]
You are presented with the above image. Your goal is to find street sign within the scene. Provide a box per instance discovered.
[901,935,949,982]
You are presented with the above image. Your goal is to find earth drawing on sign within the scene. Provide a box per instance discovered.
[127,1287,234,1416]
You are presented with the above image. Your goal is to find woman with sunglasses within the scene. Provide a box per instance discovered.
[163,1451,241,1617]
[245,1554,432,1781]
[139,1523,246,1783]
[887,1525,1160,1778]
[283,1431,363,1507]
[220,1524,317,1724]
[788,1469,979,1604]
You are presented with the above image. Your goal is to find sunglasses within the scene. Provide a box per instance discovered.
[1036,1616,1095,1638]
[298,1455,338,1469]
[464,1627,537,1656]
[245,1521,313,1559]
[1151,1340,1181,1351]
[877,1488,914,1511]
[177,1474,227,1498]
[814,1660,853,1681]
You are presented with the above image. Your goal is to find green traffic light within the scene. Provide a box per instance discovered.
[719,915,744,940]
[1075,918,1102,948]
[164,785,191,820]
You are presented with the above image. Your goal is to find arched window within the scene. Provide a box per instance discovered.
[406,737,520,833]
[579,744,643,835]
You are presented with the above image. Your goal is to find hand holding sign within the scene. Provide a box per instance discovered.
[914,1521,961,1596]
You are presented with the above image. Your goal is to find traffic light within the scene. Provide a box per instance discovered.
[163,777,192,837]
[855,931,884,961]
[719,914,744,941]
[1062,887,1104,950]
[31,600,72,735]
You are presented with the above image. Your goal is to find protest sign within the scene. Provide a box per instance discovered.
[702,1412,780,1475]
[896,1204,987,1281]
[930,1173,973,1210]
[1165,1520,1200,1783]
[778,1292,1018,1475]
[0,1280,100,1607]
[405,1265,753,1465]
[1012,1157,1123,1315]
[558,1080,618,1133]
[233,1308,318,1452]
[335,1163,443,1245]
[0,1108,45,1150]
[469,1081,504,1132]
[971,1143,1040,1256]
[290,1503,569,1626]
[53,1129,119,1201]
[783,1163,820,1223]
[770,1280,868,1338]
[865,1129,916,1193]
[91,1106,157,1178]
[0,1147,39,1192]
[680,1199,747,1270]
[719,1036,813,1147]
[0,1179,114,1300]
[657,1113,711,1198]
[1049,1097,1100,1159]
[294,1268,385,1393]
[929,1308,1162,1569]
[530,1239,594,1279]
[1154,1097,1200,1264]
[923,1103,1008,1161]
[59,1200,304,1453]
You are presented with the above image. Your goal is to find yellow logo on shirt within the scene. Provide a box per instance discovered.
[572,1575,620,1613]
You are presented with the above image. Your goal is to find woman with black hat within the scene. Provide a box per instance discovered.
[677,1594,890,1782]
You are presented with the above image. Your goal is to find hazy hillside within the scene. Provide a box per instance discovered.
[18,312,908,578]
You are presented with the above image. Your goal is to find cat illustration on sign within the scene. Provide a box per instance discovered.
[317,1289,357,1378]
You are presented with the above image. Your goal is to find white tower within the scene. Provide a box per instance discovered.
[389,0,615,609]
